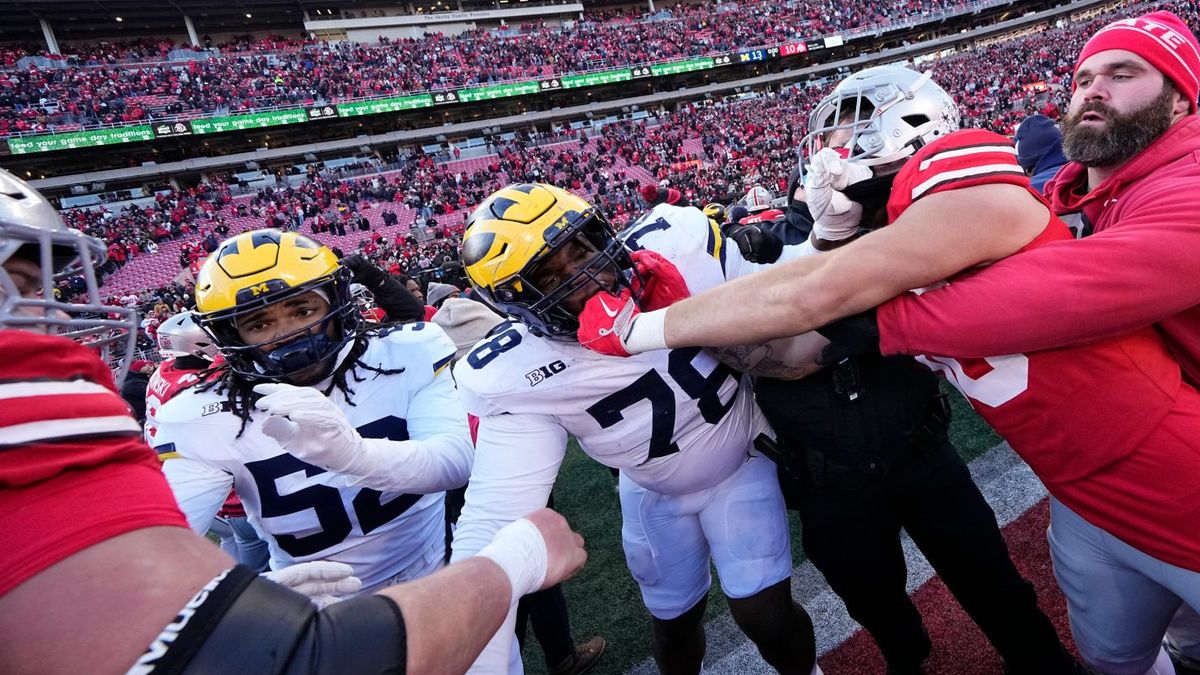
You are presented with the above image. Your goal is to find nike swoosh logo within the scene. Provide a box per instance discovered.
[597,296,620,318]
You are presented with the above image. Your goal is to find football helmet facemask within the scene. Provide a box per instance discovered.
[193,229,360,381]
[461,183,635,341]
[0,169,138,385]
[803,65,960,168]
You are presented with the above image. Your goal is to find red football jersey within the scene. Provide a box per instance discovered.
[144,354,223,442]
[883,130,1200,569]
[0,331,187,597]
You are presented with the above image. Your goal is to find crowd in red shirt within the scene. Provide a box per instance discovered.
[0,0,990,135]
[51,1,1199,317]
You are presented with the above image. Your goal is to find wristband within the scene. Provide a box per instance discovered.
[477,518,548,600]
[623,308,669,355]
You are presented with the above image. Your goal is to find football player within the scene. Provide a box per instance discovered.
[451,184,820,675]
[146,311,271,572]
[150,309,274,566]
[0,168,587,675]
[579,64,1200,675]
[145,311,219,443]
[155,229,474,594]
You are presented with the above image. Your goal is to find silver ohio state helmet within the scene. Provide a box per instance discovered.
[803,65,960,167]
[742,185,773,212]
[0,168,138,384]
[157,311,217,360]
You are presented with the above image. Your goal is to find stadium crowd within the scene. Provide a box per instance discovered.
[49,0,1200,354]
[1,0,993,134]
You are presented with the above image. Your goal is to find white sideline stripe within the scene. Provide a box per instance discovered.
[2,415,141,445]
[0,380,111,400]
[910,164,1026,200]
[624,442,1049,675]
[918,145,1016,171]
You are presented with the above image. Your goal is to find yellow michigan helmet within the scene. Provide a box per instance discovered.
[193,229,361,380]
[461,183,633,339]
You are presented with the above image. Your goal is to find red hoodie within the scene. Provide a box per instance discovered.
[878,115,1200,385]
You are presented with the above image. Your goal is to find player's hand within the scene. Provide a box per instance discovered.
[815,309,881,365]
[805,182,863,243]
[806,148,870,242]
[724,222,784,264]
[577,288,641,357]
[630,249,690,311]
[341,253,386,288]
[808,147,873,191]
[524,508,587,590]
[264,561,363,608]
[253,383,371,475]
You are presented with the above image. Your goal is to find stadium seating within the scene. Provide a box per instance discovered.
[0,0,999,134]
[46,0,1199,311]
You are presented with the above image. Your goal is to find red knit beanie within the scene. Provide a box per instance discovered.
[1075,11,1200,113]
[638,184,659,203]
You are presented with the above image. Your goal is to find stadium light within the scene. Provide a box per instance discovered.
[115,16,123,22]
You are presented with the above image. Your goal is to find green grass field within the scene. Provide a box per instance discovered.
[519,384,1001,674]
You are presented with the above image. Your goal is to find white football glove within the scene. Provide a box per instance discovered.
[805,149,871,242]
[254,382,379,477]
[808,147,874,191]
[263,560,363,608]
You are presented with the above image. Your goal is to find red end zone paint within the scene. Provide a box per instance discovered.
[818,499,1078,674]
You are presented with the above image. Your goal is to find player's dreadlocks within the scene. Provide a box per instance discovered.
[196,325,406,438]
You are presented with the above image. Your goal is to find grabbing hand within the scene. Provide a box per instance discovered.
[805,148,872,242]
[630,249,690,311]
[264,561,363,608]
[577,288,642,357]
[524,508,587,590]
[254,383,372,476]
[724,222,784,264]
[808,148,874,191]
[341,253,385,288]
[476,508,587,601]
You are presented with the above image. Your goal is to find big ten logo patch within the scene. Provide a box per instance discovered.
[525,360,567,386]
[201,401,230,416]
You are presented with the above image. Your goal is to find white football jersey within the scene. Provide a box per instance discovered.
[456,324,766,494]
[627,203,830,380]
[451,204,797,674]
[156,322,472,589]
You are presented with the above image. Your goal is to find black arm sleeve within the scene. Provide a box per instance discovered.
[162,569,408,675]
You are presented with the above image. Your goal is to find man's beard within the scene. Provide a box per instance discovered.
[1062,85,1176,168]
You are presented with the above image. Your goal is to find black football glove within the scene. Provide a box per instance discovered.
[724,222,784,264]
[341,253,424,323]
[815,309,881,365]
[341,253,386,288]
